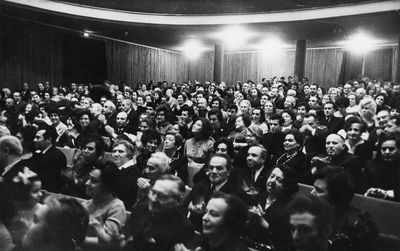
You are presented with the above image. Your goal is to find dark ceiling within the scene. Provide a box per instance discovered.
[61,0,371,14]
[1,1,399,52]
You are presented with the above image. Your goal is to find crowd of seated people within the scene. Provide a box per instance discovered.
[0,76,399,250]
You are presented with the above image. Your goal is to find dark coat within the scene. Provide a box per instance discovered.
[319,116,344,133]
[123,203,194,251]
[31,146,66,193]
[116,164,140,209]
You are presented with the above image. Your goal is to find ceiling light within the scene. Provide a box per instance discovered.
[83,32,90,38]
[181,39,206,60]
[342,33,378,54]
[215,25,256,50]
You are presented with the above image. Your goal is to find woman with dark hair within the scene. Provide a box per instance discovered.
[17,102,39,127]
[248,164,299,250]
[83,161,126,247]
[65,110,93,148]
[184,118,215,186]
[175,192,250,251]
[344,116,374,161]
[213,137,234,159]
[155,106,174,138]
[21,196,89,251]
[270,129,309,179]
[374,93,390,113]
[136,129,162,173]
[311,166,378,251]
[235,81,243,92]
[248,88,261,107]
[251,107,268,134]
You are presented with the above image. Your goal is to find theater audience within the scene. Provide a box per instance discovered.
[0,75,400,251]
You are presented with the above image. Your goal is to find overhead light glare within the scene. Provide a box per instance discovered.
[343,33,378,54]
[181,39,206,60]
[216,25,255,50]
[83,32,90,38]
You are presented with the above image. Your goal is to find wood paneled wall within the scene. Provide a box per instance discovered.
[106,40,188,87]
[0,16,64,90]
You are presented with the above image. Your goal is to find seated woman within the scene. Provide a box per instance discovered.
[213,137,235,159]
[233,124,263,170]
[83,161,127,248]
[20,196,89,251]
[176,192,250,251]
[270,129,309,179]
[136,129,162,173]
[311,166,378,251]
[65,110,92,149]
[111,140,140,209]
[227,114,251,151]
[248,164,299,250]
[162,131,187,182]
[343,116,374,161]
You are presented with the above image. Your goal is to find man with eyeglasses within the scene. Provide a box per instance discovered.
[122,175,194,250]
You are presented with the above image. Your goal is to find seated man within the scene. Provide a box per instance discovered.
[363,135,400,201]
[309,134,363,192]
[122,175,194,251]
[183,153,248,230]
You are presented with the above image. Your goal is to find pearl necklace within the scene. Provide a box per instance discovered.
[276,152,298,165]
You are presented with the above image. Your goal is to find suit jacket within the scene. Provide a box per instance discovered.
[319,116,344,133]
[261,132,285,158]
[1,160,27,185]
[32,146,66,193]
[303,128,329,157]
[124,203,194,251]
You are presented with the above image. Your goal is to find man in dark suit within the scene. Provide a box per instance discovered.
[319,102,344,133]
[0,135,28,185]
[239,145,270,197]
[261,114,285,157]
[300,113,330,158]
[20,82,31,102]
[32,125,66,193]
[122,175,194,250]
[183,153,248,229]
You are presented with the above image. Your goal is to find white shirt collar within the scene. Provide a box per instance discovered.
[118,159,136,170]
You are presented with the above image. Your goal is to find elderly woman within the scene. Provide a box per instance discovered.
[111,140,140,209]
[83,161,126,248]
[184,118,214,186]
[22,196,89,251]
[248,164,299,249]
